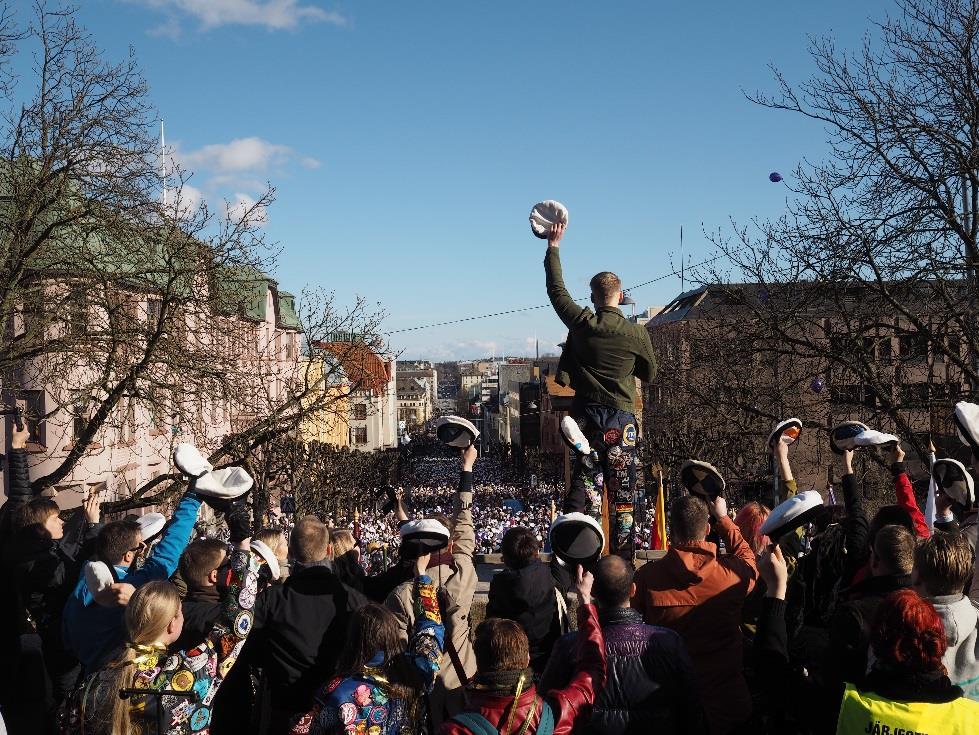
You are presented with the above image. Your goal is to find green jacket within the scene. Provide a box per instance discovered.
[544,248,657,414]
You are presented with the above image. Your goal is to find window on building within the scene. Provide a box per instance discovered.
[351,403,367,421]
[18,390,46,446]
[146,298,162,337]
[898,330,928,360]
[351,427,368,444]
[67,283,88,336]
[71,391,88,442]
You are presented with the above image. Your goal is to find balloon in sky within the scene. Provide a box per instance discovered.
[769,172,783,183]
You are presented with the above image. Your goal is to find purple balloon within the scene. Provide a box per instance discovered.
[811,377,825,394]
[769,172,783,183]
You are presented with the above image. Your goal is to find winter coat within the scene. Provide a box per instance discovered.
[290,575,445,735]
[539,606,704,735]
[62,492,202,674]
[631,514,758,735]
[386,470,476,727]
[62,549,262,735]
[485,557,571,674]
[827,573,912,694]
[249,563,368,715]
[929,591,979,702]
[440,602,606,735]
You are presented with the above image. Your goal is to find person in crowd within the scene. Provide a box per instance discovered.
[734,502,770,556]
[826,523,915,695]
[885,442,929,538]
[385,444,478,727]
[936,453,978,551]
[632,493,758,735]
[485,526,571,676]
[541,555,704,734]
[290,550,445,735]
[248,515,367,731]
[62,483,206,674]
[254,527,289,581]
[835,589,979,734]
[330,528,366,592]
[61,537,264,735]
[171,538,229,651]
[0,423,102,728]
[442,566,605,735]
[912,530,979,701]
[543,221,656,556]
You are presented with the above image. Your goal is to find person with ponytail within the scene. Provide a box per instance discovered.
[836,588,979,734]
[289,550,444,735]
[61,537,264,735]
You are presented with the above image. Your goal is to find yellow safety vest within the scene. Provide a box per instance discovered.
[837,684,979,734]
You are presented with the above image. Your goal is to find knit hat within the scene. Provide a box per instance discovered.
[529,200,569,239]
[953,402,979,456]
[931,458,976,508]
[761,490,824,541]
[400,518,451,558]
[435,415,479,448]
[549,512,604,566]
[830,421,898,454]
[136,512,166,542]
[680,460,725,499]
[560,416,592,455]
[250,539,281,581]
[768,418,802,449]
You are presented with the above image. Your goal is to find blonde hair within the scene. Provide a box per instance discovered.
[85,581,181,735]
[254,527,286,556]
[330,529,356,558]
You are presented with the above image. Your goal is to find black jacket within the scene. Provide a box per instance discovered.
[485,557,571,674]
[249,563,367,713]
[827,572,912,692]
[172,589,222,652]
[539,607,705,735]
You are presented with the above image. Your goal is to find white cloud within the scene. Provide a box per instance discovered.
[126,0,346,33]
[179,137,295,175]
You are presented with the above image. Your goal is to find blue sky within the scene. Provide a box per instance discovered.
[58,1,893,359]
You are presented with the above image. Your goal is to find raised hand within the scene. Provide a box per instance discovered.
[548,222,566,248]
[574,564,594,606]
[758,545,788,600]
[83,488,103,524]
[461,443,477,471]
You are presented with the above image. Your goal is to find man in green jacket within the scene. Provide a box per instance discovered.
[544,222,657,556]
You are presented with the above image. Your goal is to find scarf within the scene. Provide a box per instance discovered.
[470,668,535,694]
[427,551,456,572]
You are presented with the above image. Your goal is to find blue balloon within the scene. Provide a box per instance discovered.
[769,172,783,183]
[811,377,825,394]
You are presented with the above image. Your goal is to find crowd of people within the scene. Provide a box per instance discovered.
[1,221,979,735]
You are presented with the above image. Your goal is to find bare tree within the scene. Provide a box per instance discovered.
[0,3,390,509]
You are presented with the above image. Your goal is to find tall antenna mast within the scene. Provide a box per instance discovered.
[160,119,167,208]
[680,225,685,292]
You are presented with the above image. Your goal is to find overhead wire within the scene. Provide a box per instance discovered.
[383,253,724,335]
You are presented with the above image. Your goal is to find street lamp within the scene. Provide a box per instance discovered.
[620,292,637,319]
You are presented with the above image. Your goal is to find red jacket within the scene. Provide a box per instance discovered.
[440,602,606,735]
[631,515,757,735]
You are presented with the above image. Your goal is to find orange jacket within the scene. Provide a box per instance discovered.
[632,515,757,735]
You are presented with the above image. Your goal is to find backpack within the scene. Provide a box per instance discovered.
[451,699,554,735]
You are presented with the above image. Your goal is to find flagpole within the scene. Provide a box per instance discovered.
[925,437,937,531]
[160,118,167,208]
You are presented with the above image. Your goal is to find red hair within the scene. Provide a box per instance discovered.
[734,501,770,554]
[870,589,947,675]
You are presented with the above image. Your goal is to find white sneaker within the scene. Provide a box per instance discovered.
[560,416,591,455]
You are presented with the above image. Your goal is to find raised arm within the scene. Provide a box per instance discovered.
[886,443,929,538]
[711,496,757,590]
[773,440,798,501]
[544,224,587,329]
[839,449,870,580]
[406,555,445,692]
[127,491,202,586]
[634,326,658,383]
[545,567,606,735]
